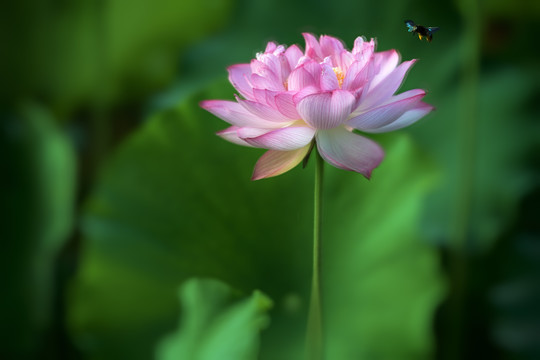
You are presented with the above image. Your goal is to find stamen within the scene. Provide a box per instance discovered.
[333,67,345,88]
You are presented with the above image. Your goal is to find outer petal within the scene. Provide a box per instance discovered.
[217,126,256,147]
[228,64,254,100]
[348,89,425,130]
[361,60,416,106]
[200,100,283,128]
[237,96,293,123]
[369,50,400,89]
[362,102,434,133]
[297,90,356,129]
[238,126,315,150]
[316,127,384,178]
[252,145,311,180]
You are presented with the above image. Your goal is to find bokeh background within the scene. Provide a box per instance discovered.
[2,0,539,359]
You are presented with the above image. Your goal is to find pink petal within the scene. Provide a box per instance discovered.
[265,42,278,53]
[352,37,375,62]
[239,126,315,150]
[236,96,293,123]
[252,145,311,180]
[363,102,435,133]
[200,100,282,128]
[256,53,283,81]
[320,61,340,91]
[252,88,274,106]
[250,73,282,91]
[342,60,369,91]
[234,127,272,138]
[228,64,254,100]
[296,90,356,129]
[284,45,303,70]
[316,127,384,179]
[336,50,356,72]
[362,60,416,106]
[287,60,321,91]
[217,126,256,147]
[251,88,300,120]
[303,33,323,61]
[320,35,345,58]
[292,86,320,104]
[369,50,400,89]
[275,92,301,119]
[348,89,425,130]
[274,45,286,56]
[250,59,283,90]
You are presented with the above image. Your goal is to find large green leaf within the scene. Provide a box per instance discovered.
[68,81,313,359]
[323,134,445,359]
[68,77,444,359]
[156,278,272,360]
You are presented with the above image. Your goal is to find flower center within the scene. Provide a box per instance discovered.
[333,67,345,88]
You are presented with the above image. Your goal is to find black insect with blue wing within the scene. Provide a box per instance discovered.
[405,20,439,42]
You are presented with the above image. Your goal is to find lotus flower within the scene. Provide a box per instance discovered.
[201,34,434,180]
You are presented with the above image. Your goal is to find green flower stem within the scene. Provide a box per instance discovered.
[306,148,324,360]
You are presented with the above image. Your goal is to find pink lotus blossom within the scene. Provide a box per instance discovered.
[201,34,434,180]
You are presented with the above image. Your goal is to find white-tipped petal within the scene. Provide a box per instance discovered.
[200,100,283,128]
[217,126,256,147]
[348,89,425,130]
[363,102,435,133]
[362,60,416,107]
[239,126,315,150]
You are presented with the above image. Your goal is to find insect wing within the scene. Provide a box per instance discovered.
[404,20,416,32]
[427,26,440,34]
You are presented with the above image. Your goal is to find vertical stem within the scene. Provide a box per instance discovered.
[306,149,324,360]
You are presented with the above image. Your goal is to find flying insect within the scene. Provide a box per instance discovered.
[405,20,439,42]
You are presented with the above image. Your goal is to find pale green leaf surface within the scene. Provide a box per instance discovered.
[156,278,272,360]
[68,81,313,359]
[68,79,445,360]
[323,134,446,359]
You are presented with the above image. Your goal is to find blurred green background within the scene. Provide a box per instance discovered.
[2,0,539,359]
